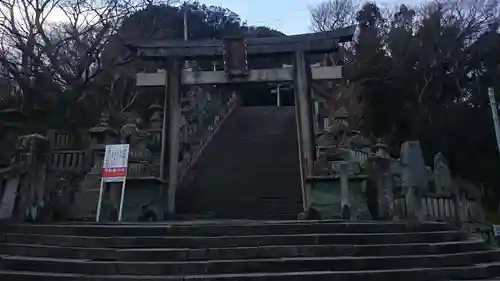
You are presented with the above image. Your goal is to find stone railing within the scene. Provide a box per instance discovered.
[328,149,371,176]
[47,130,89,150]
[141,91,239,184]
[422,194,457,221]
[46,129,92,176]
[393,192,476,222]
[348,148,370,168]
[49,150,90,175]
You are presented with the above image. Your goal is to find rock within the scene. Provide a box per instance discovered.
[400,141,428,193]
[400,141,428,220]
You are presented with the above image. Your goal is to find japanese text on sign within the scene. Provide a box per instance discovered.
[102,144,130,183]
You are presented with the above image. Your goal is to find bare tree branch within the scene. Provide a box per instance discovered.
[310,0,359,32]
[0,0,145,121]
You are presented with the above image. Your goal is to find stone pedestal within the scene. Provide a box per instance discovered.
[369,140,394,220]
[87,113,119,177]
[0,109,27,167]
[72,113,118,220]
[119,112,163,221]
[307,174,371,220]
[118,177,164,221]
[370,156,394,220]
[339,162,350,219]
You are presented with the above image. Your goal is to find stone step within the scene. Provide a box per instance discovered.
[0,239,487,261]
[0,261,500,280]
[2,250,499,275]
[0,221,453,237]
[177,107,303,218]
[0,231,468,248]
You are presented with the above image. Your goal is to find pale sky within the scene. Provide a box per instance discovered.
[197,0,421,35]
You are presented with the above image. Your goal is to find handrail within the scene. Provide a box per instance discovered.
[0,166,12,176]
[178,98,238,185]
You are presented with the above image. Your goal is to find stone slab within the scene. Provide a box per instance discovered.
[0,231,467,248]
[2,250,500,275]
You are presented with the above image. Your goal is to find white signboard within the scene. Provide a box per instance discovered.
[96,144,130,222]
[102,144,130,183]
[493,225,500,237]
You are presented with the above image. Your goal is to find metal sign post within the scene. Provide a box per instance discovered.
[96,144,130,222]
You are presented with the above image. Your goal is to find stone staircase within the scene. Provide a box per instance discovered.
[0,220,499,280]
[177,106,303,220]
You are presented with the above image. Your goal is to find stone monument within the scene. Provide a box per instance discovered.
[400,141,428,220]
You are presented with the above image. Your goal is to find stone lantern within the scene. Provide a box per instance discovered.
[373,139,388,158]
[332,108,350,148]
[87,112,118,175]
[333,107,349,125]
[148,103,163,130]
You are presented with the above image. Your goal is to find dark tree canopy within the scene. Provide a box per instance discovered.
[312,0,500,204]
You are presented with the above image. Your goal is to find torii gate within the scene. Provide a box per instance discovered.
[128,26,356,215]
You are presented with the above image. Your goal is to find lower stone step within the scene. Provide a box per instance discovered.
[0,239,487,261]
[2,250,499,275]
[0,261,500,280]
[1,221,453,237]
[0,231,467,248]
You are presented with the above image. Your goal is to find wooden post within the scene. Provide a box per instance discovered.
[293,50,315,211]
[166,58,182,215]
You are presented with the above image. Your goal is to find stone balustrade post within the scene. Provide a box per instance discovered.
[14,134,50,220]
[0,108,27,167]
[339,161,350,220]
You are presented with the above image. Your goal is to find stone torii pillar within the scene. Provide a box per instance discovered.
[294,51,316,210]
[159,58,182,216]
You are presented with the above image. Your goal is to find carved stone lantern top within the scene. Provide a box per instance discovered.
[333,107,348,120]
[89,113,115,134]
[88,112,118,149]
[122,111,143,127]
[373,139,388,149]
[373,139,389,158]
